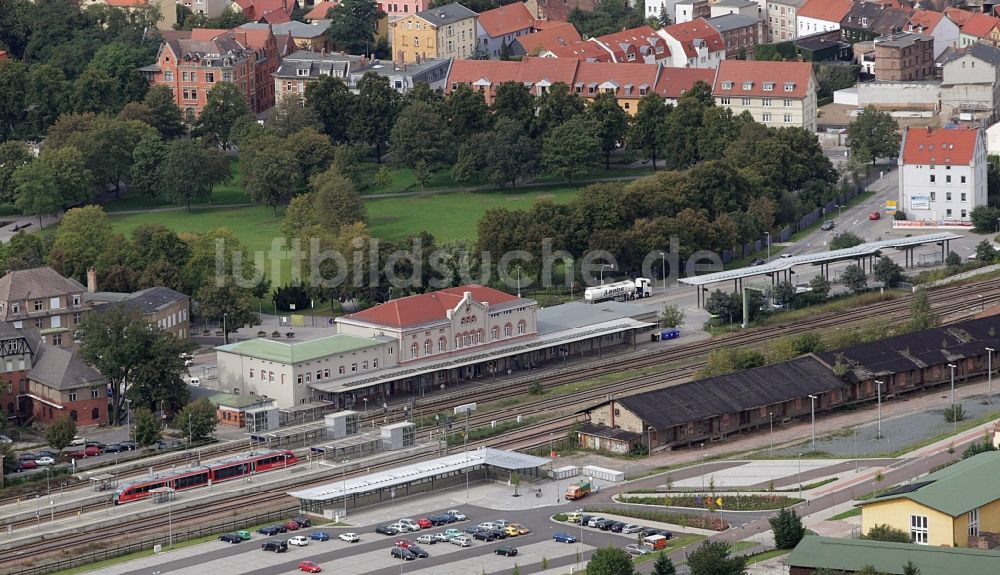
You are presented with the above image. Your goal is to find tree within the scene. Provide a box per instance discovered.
[698,347,767,379]
[945,250,962,267]
[534,81,585,135]
[1,442,16,474]
[872,256,904,287]
[390,100,453,187]
[66,116,156,194]
[651,553,676,575]
[350,73,400,162]
[687,540,747,575]
[25,64,70,137]
[326,0,381,55]
[0,59,28,140]
[585,546,636,575]
[172,398,218,442]
[14,146,94,227]
[841,264,867,293]
[587,92,629,169]
[445,84,491,137]
[160,139,214,210]
[484,119,539,188]
[660,304,685,328]
[308,167,368,231]
[907,288,939,332]
[809,275,831,298]
[197,82,251,148]
[901,560,920,575]
[132,406,161,447]
[770,508,806,549]
[974,238,998,263]
[492,81,535,133]
[266,96,320,137]
[542,117,600,181]
[772,280,796,307]
[863,523,910,543]
[306,76,355,143]
[847,106,900,166]
[285,128,336,182]
[130,135,168,201]
[0,140,32,204]
[46,414,77,452]
[243,137,300,215]
[143,85,185,138]
[47,205,113,283]
[73,68,119,114]
[630,92,670,169]
[830,232,864,250]
[195,279,259,344]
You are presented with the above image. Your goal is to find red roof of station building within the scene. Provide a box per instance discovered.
[906,9,945,33]
[661,18,724,58]
[343,285,520,328]
[797,0,853,24]
[654,67,714,99]
[478,2,536,38]
[712,60,813,98]
[593,25,667,62]
[944,7,975,27]
[447,57,577,88]
[901,127,979,165]
[960,12,1000,38]
[514,21,582,54]
[305,0,337,20]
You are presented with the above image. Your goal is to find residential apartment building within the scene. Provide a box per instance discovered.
[959,12,1000,47]
[766,0,806,41]
[710,0,758,19]
[644,0,684,22]
[841,1,913,44]
[390,3,478,63]
[477,2,536,59]
[446,57,714,113]
[905,9,960,58]
[940,43,1000,124]
[87,286,191,340]
[27,343,107,427]
[874,33,935,81]
[897,126,987,225]
[712,60,818,132]
[379,0,431,20]
[795,0,852,38]
[591,26,669,64]
[0,323,34,419]
[706,13,765,60]
[658,18,726,69]
[0,268,88,350]
[675,0,710,25]
[258,20,334,52]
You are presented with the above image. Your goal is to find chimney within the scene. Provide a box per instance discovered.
[87,267,97,293]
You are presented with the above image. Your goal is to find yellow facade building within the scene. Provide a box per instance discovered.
[859,452,1000,548]
[390,2,477,63]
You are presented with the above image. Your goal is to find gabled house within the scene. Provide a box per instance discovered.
[87,286,191,340]
[940,43,1000,124]
[390,3,478,63]
[906,9,960,58]
[959,12,1000,47]
[675,0,711,25]
[541,38,615,62]
[874,32,935,81]
[273,50,451,101]
[591,26,670,64]
[712,59,818,131]
[706,13,765,60]
[510,21,582,57]
[897,126,987,225]
[658,17,726,68]
[0,322,35,420]
[27,342,107,427]
[260,20,334,52]
[0,267,88,350]
[796,0,853,38]
[477,2,536,59]
[841,1,914,44]
[378,0,430,19]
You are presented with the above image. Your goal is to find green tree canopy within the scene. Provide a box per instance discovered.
[306,76,355,143]
[542,116,600,182]
[326,0,381,55]
[585,546,636,575]
[172,398,218,442]
[587,92,629,169]
[630,92,670,169]
[47,205,113,282]
[132,406,162,447]
[350,73,400,162]
[770,507,807,549]
[687,540,747,575]
[847,106,900,166]
[197,82,252,148]
[46,413,78,452]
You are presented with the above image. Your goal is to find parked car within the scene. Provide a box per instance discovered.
[119,441,139,451]
[510,523,530,535]
[236,531,252,540]
[428,514,454,525]
[34,456,56,466]
[446,509,466,521]
[67,445,100,457]
[415,518,433,529]
[101,444,124,453]
[495,520,510,528]
[288,536,309,547]
[375,525,399,536]
[285,520,300,531]
[416,534,436,545]
[553,532,577,543]
[17,453,37,461]
[35,450,58,459]
[586,517,604,528]
[219,533,243,544]
[625,544,651,556]
[443,528,464,539]
[291,516,311,528]
[16,460,37,471]
[338,532,360,543]
[298,561,322,573]
[258,526,282,536]
[597,519,614,531]
[490,529,508,540]
[391,547,417,560]
[566,512,582,524]
[69,436,86,446]
[431,533,450,543]
[821,220,835,231]
[463,526,481,535]
[397,518,420,531]
[394,538,415,549]
[473,530,495,542]
[450,535,471,547]
[869,211,881,221]
[478,522,497,531]
[495,545,518,556]
[609,521,626,533]
[748,258,767,267]
[621,524,642,534]
[310,531,330,541]
[503,526,519,537]
[0,434,12,444]
[261,541,287,552]
[390,522,410,533]
[578,514,591,526]
[408,545,429,558]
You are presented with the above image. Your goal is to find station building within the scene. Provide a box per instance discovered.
[215,285,655,411]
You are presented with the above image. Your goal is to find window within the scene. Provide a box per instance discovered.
[517,320,526,335]
[961,209,967,218]
[69,391,77,402]
[373,359,378,368]
[182,71,188,82]
[504,323,512,337]
[205,72,214,83]
[190,72,197,82]
[72,295,80,307]
[741,97,751,106]
[223,72,232,82]
[164,70,173,82]
[410,343,418,358]
[424,341,432,354]
[190,88,197,100]
[910,515,928,544]
[324,369,330,378]
[305,372,311,383]
[52,333,62,346]
[742,81,753,90]
[268,371,274,382]
[720,97,730,105]
[961,175,967,184]
[438,337,446,351]
[338,366,345,375]
[296,68,309,77]
[721,81,733,90]
[762,98,772,106]
[296,374,303,384]
[961,193,967,202]
[930,192,936,201]
[91,407,100,421]
[784,82,795,91]
[34,318,42,329]
[351,362,357,372]
[91,388,100,399]
[946,209,953,217]
[362,361,368,370]
[784,99,792,107]
[969,507,980,537]
[10,303,17,314]
[414,37,420,47]
[249,368,254,379]
[491,326,499,340]
[783,114,792,123]
[762,113,772,122]
[946,175,952,183]
[946,192,952,201]
[763,82,774,91]
[33,300,42,311]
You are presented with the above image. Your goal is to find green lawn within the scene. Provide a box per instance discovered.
[633,534,706,564]
[827,508,861,521]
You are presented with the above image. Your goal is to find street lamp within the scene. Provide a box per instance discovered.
[874,380,883,439]
[658,252,667,292]
[125,398,132,443]
[837,204,845,220]
[764,231,771,261]
[948,363,958,435]
[797,453,803,499]
[647,426,656,475]
[600,264,614,285]
[768,412,774,458]
[223,312,228,345]
[700,443,705,491]
[342,459,350,517]
[808,395,817,451]
[986,348,995,405]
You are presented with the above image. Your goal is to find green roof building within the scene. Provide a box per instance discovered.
[788,536,1000,575]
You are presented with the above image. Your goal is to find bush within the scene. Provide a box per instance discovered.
[770,508,806,549]
[619,493,802,511]
[893,210,907,220]
[944,404,966,423]
[830,232,864,250]
[553,513,568,522]
[863,523,910,543]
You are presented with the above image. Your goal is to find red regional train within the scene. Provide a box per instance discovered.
[113,449,297,504]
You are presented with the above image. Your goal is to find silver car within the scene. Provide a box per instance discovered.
[625,544,651,556]
[621,524,642,534]
[450,536,471,547]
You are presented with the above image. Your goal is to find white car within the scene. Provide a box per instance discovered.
[338,532,360,543]
[477,522,497,531]
[416,534,436,544]
[288,536,309,546]
[449,535,471,547]
[0,435,12,444]
[35,456,56,466]
[397,518,421,531]
[494,520,510,528]
[390,522,410,532]
[431,533,450,543]
[446,509,466,521]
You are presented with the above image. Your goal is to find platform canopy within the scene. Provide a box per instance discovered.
[678,232,962,287]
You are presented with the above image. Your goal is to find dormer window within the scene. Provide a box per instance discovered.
[319,69,330,75]
[784,82,795,92]
[742,81,753,90]
[861,17,868,26]
[763,82,775,91]
[722,81,733,90]
[296,68,309,76]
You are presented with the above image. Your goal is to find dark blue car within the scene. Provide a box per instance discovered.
[309,531,330,541]
[553,532,577,543]
[258,526,282,536]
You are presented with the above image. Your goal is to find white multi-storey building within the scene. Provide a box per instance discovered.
[898,127,987,226]
[712,60,818,132]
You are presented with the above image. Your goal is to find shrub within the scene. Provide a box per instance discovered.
[944,404,966,423]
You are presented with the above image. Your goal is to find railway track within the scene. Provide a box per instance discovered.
[3,278,998,572]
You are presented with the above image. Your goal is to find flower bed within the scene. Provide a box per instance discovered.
[618,493,802,511]
[583,507,728,531]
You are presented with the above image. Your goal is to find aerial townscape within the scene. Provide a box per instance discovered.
[6,0,1000,574]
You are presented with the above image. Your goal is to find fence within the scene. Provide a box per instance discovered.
[4,505,298,575]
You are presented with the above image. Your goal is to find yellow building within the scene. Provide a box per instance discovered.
[859,452,1000,548]
[390,2,477,63]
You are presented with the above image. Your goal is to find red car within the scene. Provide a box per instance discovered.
[68,445,101,458]
[285,520,300,531]
[17,460,38,471]
[869,211,881,220]
[395,538,415,548]
[415,518,433,529]
[298,561,322,573]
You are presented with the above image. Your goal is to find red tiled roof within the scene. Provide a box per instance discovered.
[593,25,667,62]
[797,0,853,23]
[906,9,944,34]
[260,9,292,23]
[944,7,974,27]
[233,0,294,21]
[447,57,577,88]
[343,285,519,329]
[661,18,724,59]
[305,0,337,20]
[237,27,275,49]
[654,67,714,99]
[514,21,582,54]
[712,60,813,99]
[901,127,979,165]
[543,39,613,61]
[573,60,661,97]
[960,12,1000,38]
[190,28,228,41]
[478,2,535,38]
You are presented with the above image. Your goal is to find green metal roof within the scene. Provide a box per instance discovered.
[788,536,1000,575]
[216,335,381,364]
[208,393,270,409]
[862,452,1000,517]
